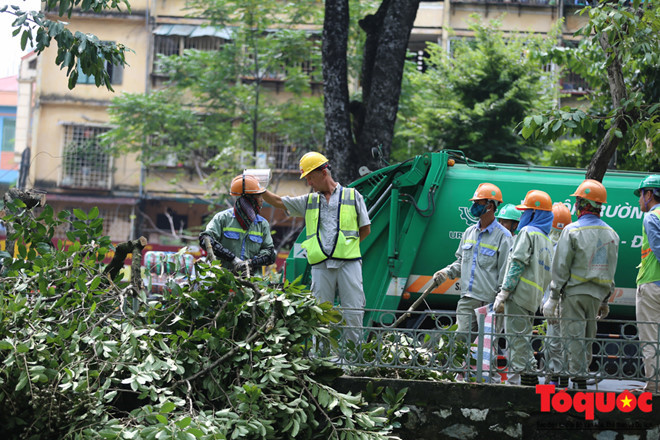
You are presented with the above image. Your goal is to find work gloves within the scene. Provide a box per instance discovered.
[597,302,610,320]
[232,257,249,275]
[433,269,449,287]
[493,290,510,313]
[543,298,559,325]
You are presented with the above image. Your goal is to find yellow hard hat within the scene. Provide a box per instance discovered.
[516,190,552,211]
[571,179,607,204]
[299,152,329,179]
[230,174,266,196]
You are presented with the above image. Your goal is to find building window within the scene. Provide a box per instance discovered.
[1,118,15,152]
[259,133,308,171]
[77,60,124,85]
[60,125,112,190]
[54,205,133,242]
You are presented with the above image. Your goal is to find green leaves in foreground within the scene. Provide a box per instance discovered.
[0,201,400,440]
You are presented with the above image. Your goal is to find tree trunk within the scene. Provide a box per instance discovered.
[323,0,420,184]
[323,0,354,185]
[585,28,629,181]
[356,0,420,175]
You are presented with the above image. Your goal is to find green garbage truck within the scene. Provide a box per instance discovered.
[283,151,649,326]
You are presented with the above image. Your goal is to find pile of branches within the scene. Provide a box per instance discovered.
[0,199,400,440]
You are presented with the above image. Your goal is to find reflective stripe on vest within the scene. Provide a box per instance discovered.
[302,187,361,265]
[637,209,660,285]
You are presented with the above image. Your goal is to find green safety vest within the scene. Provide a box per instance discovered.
[637,209,660,285]
[302,187,361,265]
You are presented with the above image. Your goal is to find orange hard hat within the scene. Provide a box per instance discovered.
[516,190,552,211]
[551,202,572,229]
[299,152,329,179]
[470,183,503,203]
[571,179,607,204]
[230,174,266,196]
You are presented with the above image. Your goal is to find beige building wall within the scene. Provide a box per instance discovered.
[15,53,38,161]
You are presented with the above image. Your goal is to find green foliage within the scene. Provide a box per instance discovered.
[2,0,131,90]
[103,0,325,193]
[394,17,559,163]
[0,202,401,439]
[522,0,660,171]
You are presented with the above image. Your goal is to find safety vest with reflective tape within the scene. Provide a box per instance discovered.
[302,187,360,265]
[637,208,660,285]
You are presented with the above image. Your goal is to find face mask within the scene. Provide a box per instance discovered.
[470,202,488,218]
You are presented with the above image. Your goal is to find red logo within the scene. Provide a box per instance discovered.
[536,385,653,420]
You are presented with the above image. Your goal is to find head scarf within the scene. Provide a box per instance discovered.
[576,197,601,218]
[517,209,554,235]
[234,195,260,230]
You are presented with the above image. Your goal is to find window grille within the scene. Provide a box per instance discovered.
[60,125,112,190]
[54,205,133,242]
[259,133,307,171]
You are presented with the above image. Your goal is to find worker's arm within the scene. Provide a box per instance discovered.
[262,190,285,210]
[359,224,371,242]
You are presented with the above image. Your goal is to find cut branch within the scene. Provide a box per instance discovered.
[103,237,148,292]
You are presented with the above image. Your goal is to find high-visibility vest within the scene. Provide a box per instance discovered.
[637,209,660,285]
[302,187,361,265]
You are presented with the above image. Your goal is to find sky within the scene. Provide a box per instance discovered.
[0,0,42,78]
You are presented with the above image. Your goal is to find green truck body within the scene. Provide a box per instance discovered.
[284,151,650,324]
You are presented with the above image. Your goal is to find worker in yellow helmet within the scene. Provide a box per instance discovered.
[199,174,276,274]
[262,152,371,345]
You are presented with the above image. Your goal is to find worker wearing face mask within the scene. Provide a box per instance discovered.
[432,183,513,344]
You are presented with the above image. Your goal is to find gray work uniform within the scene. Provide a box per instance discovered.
[502,226,554,374]
[282,184,370,343]
[549,213,619,378]
[443,219,512,343]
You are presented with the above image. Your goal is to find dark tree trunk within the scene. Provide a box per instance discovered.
[323,0,354,185]
[323,0,420,184]
[356,0,420,175]
[585,25,630,182]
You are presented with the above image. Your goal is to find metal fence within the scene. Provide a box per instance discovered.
[320,308,658,391]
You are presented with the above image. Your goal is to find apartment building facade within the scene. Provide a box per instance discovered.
[17,0,588,250]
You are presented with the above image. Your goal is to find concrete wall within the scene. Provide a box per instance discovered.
[334,377,660,440]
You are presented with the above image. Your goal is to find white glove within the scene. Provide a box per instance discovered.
[433,269,449,286]
[597,302,609,320]
[493,290,510,313]
[232,257,247,274]
[543,298,559,324]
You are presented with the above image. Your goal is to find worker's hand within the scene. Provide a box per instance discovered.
[597,302,610,320]
[433,269,448,287]
[493,290,510,314]
[543,298,559,325]
[199,234,215,249]
[232,257,248,275]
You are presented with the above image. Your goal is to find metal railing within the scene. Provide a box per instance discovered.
[318,308,658,391]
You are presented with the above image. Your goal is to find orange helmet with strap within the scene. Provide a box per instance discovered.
[230,174,266,196]
[551,202,572,229]
[469,183,503,203]
[571,179,607,204]
[299,152,329,179]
